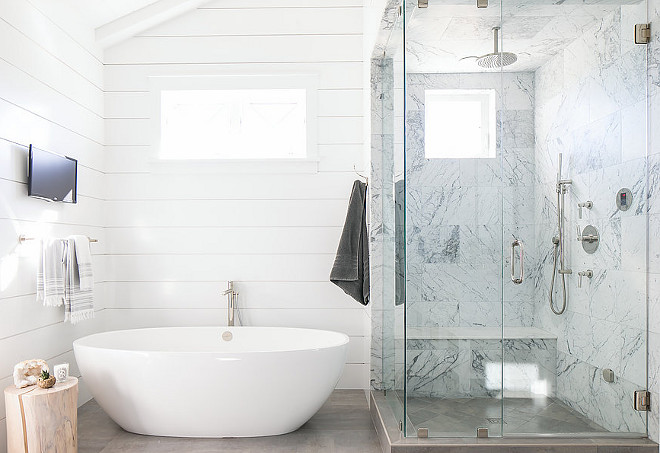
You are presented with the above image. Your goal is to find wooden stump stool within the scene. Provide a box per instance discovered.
[5,377,78,453]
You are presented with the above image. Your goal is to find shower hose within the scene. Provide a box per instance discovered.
[549,189,567,315]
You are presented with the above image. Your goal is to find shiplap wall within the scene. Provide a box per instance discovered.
[0,1,106,449]
[102,0,370,388]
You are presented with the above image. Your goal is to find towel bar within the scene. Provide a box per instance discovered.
[18,234,98,244]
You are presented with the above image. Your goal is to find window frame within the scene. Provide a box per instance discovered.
[148,75,319,173]
[424,89,496,160]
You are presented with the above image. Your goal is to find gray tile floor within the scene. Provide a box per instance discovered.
[78,390,381,453]
[405,395,607,437]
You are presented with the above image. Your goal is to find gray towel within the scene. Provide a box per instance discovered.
[330,180,369,305]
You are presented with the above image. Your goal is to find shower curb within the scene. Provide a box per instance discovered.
[370,391,658,453]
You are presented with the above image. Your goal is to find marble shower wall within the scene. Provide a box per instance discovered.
[369,0,406,391]
[648,0,660,441]
[532,4,648,434]
[370,0,658,437]
[370,57,397,390]
[405,72,536,331]
[406,336,557,398]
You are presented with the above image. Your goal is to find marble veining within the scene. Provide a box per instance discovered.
[533,4,648,435]
[403,0,639,73]
[405,333,556,399]
[370,0,651,438]
[405,72,535,330]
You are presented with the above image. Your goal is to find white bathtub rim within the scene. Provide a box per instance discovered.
[73,326,350,355]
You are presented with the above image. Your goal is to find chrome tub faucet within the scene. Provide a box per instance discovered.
[222,281,238,327]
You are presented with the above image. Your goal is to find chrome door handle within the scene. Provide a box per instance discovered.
[511,239,524,284]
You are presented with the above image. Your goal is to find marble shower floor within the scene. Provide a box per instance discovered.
[78,390,380,453]
[403,394,608,436]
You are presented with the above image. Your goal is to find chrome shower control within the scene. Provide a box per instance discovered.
[577,269,593,288]
[576,225,599,254]
[576,225,598,243]
[577,200,593,219]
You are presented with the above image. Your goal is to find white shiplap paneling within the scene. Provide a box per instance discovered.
[106,281,360,310]
[103,1,368,389]
[104,62,363,91]
[105,35,363,64]
[0,4,105,451]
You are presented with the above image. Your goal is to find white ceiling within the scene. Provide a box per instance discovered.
[55,0,161,29]
[403,0,643,73]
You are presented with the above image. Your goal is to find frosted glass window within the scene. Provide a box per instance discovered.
[424,89,496,159]
[160,89,307,160]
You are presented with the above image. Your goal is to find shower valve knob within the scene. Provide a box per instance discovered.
[576,225,598,243]
[577,200,593,219]
[577,269,593,288]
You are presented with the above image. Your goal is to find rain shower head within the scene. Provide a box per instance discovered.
[461,26,518,69]
[476,52,517,68]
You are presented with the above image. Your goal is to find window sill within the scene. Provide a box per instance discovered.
[147,158,320,174]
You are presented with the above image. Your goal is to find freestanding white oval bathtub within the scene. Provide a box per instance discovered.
[73,326,349,437]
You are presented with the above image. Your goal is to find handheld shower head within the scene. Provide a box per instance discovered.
[557,152,563,185]
[556,153,572,192]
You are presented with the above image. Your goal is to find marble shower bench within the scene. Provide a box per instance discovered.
[400,327,557,398]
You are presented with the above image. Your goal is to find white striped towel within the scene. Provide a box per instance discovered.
[73,235,94,291]
[64,236,94,324]
[36,238,66,307]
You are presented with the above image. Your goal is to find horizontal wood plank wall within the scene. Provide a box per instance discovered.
[103,0,369,389]
[0,1,106,450]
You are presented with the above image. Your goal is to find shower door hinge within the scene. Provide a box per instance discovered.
[635,24,651,44]
[398,420,403,432]
[634,390,651,411]
[418,0,428,8]
[477,0,488,8]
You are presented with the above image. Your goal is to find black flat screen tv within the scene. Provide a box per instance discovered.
[28,145,77,203]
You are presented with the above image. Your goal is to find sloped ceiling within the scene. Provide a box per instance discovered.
[30,0,209,48]
[56,0,161,29]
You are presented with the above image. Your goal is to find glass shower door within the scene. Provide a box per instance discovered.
[500,0,649,436]
[401,0,649,438]
[403,0,506,437]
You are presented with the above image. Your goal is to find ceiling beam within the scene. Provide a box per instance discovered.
[96,0,211,48]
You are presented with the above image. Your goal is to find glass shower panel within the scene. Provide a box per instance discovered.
[403,0,505,437]
[370,4,407,433]
[500,0,648,436]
